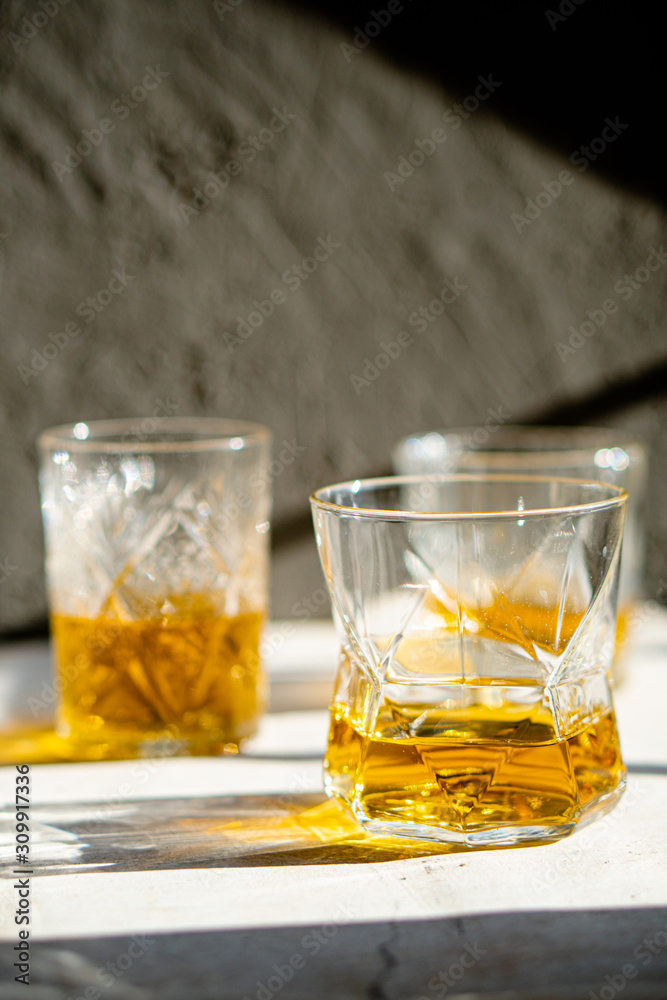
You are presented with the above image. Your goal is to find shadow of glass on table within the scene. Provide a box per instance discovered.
[0,719,473,871]
[0,793,478,876]
[3,719,663,876]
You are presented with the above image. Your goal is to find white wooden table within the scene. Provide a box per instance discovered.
[1,614,667,999]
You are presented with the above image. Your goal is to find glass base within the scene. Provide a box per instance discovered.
[54,718,256,760]
[331,781,626,848]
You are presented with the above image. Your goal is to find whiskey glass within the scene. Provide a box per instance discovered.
[393,426,647,648]
[311,475,627,847]
[39,418,271,759]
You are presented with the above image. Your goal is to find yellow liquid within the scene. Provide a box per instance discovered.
[326,697,623,835]
[51,596,265,757]
[418,591,586,658]
[325,591,625,843]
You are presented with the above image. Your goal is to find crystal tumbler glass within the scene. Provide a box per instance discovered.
[311,475,627,847]
[39,418,271,759]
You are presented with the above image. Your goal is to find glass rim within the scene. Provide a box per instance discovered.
[393,424,647,467]
[38,418,272,454]
[310,473,627,522]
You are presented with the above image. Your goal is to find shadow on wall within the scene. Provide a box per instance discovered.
[3,907,667,997]
[0,0,665,631]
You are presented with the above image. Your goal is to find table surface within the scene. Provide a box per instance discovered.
[1,613,667,1000]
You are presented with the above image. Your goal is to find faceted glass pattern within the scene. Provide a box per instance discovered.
[39,419,271,758]
[393,426,646,617]
[311,476,627,847]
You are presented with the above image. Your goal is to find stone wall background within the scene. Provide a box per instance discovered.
[0,0,665,632]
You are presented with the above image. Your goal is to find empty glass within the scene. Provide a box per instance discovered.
[311,475,627,847]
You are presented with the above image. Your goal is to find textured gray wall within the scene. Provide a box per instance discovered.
[0,0,665,631]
